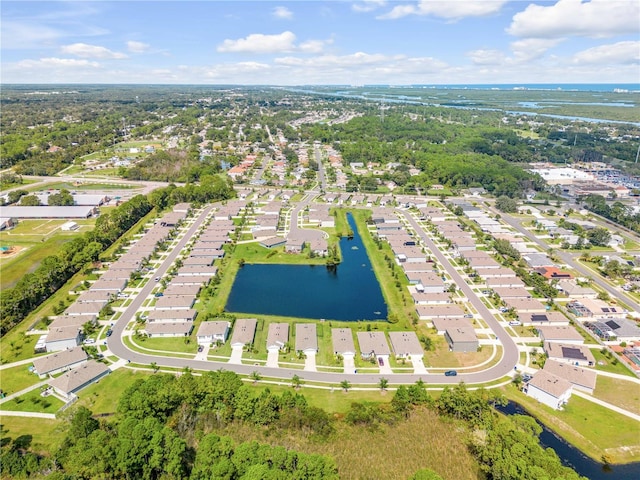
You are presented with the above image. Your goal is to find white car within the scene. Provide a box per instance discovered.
[83,338,96,345]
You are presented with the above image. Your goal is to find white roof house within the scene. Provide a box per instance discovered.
[524,370,573,410]
[196,321,231,345]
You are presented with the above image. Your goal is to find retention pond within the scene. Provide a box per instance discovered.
[226,213,388,321]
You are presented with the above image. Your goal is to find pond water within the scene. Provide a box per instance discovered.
[225,213,388,321]
[497,402,640,480]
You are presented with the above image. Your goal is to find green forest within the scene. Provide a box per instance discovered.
[1,371,586,480]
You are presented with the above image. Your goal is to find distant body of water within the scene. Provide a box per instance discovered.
[225,213,387,320]
[497,402,640,480]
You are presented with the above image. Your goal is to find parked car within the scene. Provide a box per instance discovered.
[83,338,95,345]
[155,277,160,282]
[508,321,522,326]
[106,329,113,337]
[378,357,384,366]
[444,370,457,377]
[464,314,473,318]
[154,292,164,297]
[197,345,204,353]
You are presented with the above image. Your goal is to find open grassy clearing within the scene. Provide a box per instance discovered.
[502,384,640,464]
[593,375,640,416]
[592,349,637,377]
[220,406,479,480]
[0,417,63,455]
[233,242,328,265]
[2,390,65,414]
[0,364,42,395]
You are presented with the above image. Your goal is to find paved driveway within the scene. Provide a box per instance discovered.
[343,353,356,374]
[304,352,317,371]
[266,349,279,368]
[411,355,428,374]
[229,346,243,365]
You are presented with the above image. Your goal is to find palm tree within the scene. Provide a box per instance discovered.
[378,377,389,392]
[150,362,159,373]
[250,371,261,385]
[291,374,302,390]
[340,380,351,393]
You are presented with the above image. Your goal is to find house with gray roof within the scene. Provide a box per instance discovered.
[295,323,318,354]
[543,342,595,367]
[154,295,196,310]
[147,309,197,322]
[519,311,569,326]
[357,331,391,360]
[196,321,231,345]
[416,304,465,320]
[537,325,583,344]
[266,323,289,352]
[32,346,88,378]
[543,359,597,394]
[331,328,356,356]
[388,331,423,359]
[45,326,81,352]
[524,370,572,410]
[48,360,111,400]
[64,301,104,317]
[444,326,478,352]
[144,321,194,337]
[230,318,258,347]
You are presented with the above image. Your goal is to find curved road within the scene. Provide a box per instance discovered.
[107,202,518,386]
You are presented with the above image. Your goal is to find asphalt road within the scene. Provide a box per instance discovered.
[107,203,517,386]
[492,208,640,312]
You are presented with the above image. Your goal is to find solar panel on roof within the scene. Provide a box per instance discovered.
[605,320,620,330]
[531,314,548,322]
[602,308,610,313]
[561,346,587,361]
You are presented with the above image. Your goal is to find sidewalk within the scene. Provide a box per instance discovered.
[0,380,49,404]
[0,410,56,419]
[572,390,640,422]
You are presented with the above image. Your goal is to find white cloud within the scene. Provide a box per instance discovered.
[466,49,506,66]
[510,38,563,61]
[217,32,331,54]
[217,31,297,53]
[572,40,640,65]
[61,43,127,59]
[507,0,640,38]
[379,0,508,20]
[17,57,100,68]
[352,1,387,13]
[127,41,150,53]
[272,6,293,20]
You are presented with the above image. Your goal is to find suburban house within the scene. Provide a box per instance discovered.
[519,311,569,326]
[537,325,584,344]
[144,322,194,338]
[259,237,287,249]
[543,359,597,394]
[416,304,465,320]
[45,327,81,352]
[32,346,88,378]
[556,279,597,299]
[48,360,111,400]
[230,318,258,348]
[503,297,548,313]
[154,296,196,310]
[331,328,356,357]
[444,326,479,352]
[295,323,318,354]
[543,342,595,367]
[388,331,423,359]
[357,331,391,361]
[266,323,289,352]
[492,287,532,299]
[524,370,573,410]
[196,321,231,345]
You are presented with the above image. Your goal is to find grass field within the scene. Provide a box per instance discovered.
[0,417,63,455]
[593,376,640,416]
[502,384,640,464]
[220,406,480,480]
[2,390,65,414]
[74,367,153,414]
[592,349,637,377]
[0,364,42,395]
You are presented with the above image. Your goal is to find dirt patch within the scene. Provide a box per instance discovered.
[0,245,24,258]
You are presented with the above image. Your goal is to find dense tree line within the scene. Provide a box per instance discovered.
[0,195,152,335]
[583,194,640,234]
[2,372,586,479]
[0,175,235,337]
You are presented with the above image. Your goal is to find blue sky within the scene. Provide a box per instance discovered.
[2,1,639,84]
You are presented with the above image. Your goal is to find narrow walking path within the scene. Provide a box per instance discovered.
[0,380,49,404]
[572,390,640,422]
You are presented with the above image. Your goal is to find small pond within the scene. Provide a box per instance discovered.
[226,213,388,321]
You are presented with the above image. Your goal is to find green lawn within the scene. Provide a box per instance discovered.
[592,349,637,377]
[0,365,42,395]
[593,376,640,415]
[503,384,640,464]
[2,390,64,414]
[75,368,152,415]
[0,417,63,455]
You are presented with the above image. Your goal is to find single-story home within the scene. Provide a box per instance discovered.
[524,370,573,410]
[196,321,231,345]
[295,323,318,354]
[357,331,391,360]
[332,328,356,356]
[230,318,258,348]
[32,346,88,378]
[266,323,289,352]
